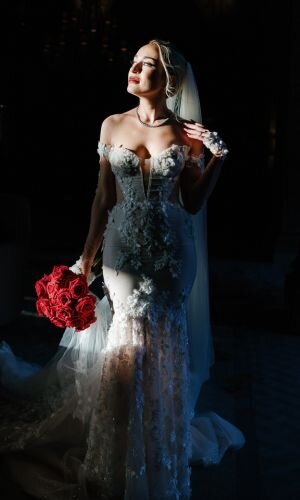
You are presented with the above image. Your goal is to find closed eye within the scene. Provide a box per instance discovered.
[130,59,155,68]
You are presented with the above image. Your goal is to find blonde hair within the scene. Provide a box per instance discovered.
[148,39,187,98]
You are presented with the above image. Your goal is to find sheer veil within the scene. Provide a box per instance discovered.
[167,62,214,416]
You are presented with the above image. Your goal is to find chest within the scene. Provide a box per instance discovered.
[109,145,188,201]
[109,145,186,178]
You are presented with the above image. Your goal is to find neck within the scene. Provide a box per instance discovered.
[137,98,170,125]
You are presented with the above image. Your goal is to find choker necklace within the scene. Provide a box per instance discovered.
[136,106,172,128]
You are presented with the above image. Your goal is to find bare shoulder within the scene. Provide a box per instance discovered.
[99,114,122,143]
[99,109,136,144]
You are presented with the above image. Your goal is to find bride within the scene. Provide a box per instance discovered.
[0,39,245,499]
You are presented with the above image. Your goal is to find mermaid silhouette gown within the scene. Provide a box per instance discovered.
[0,143,245,499]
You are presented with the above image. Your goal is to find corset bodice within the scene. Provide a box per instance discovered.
[97,143,194,204]
[98,142,205,276]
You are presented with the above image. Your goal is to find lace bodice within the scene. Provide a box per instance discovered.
[98,142,204,277]
[97,142,204,204]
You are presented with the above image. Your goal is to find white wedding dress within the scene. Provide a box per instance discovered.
[0,142,245,499]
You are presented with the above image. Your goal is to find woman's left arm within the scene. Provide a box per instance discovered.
[180,121,228,214]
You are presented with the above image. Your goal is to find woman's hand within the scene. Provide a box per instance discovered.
[69,255,91,278]
[183,120,210,142]
[184,121,229,158]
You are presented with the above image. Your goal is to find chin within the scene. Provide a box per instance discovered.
[127,86,138,97]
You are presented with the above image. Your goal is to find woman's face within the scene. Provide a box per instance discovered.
[127,43,166,98]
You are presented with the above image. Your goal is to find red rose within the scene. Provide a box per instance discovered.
[35,278,48,298]
[69,275,88,299]
[73,311,96,332]
[54,306,75,327]
[52,288,73,308]
[51,265,70,279]
[50,266,74,288]
[36,297,52,318]
[71,316,86,331]
[81,312,96,329]
[46,280,59,299]
[75,295,96,317]
[41,273,51,283]
[75,295,97,331]
[49,316,67,328]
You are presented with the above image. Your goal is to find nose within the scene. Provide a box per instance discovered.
[131,61,142,73]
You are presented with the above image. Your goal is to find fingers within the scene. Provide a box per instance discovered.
[184,130,209,139]
[183,121,210,141]
[184,122,208,131]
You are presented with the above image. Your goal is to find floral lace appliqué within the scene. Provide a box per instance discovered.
[83,276,192,499]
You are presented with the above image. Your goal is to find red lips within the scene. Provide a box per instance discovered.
[128,77,140,83]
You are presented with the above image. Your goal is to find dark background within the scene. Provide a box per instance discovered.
[0,0,298,263]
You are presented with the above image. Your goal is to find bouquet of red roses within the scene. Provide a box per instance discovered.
[35,264,97,332]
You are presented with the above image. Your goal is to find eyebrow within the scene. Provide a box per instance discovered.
[134,55,158,63]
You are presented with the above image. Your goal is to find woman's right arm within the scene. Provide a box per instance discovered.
[80,119,116,277]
